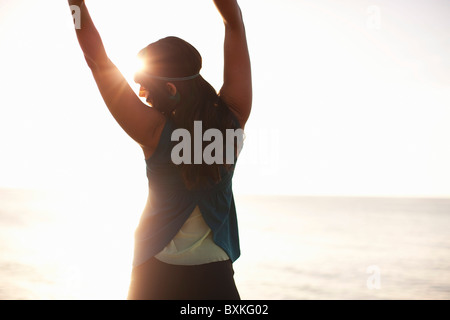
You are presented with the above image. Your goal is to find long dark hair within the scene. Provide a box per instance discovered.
[134,37,239,190]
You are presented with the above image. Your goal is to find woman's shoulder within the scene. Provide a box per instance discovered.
[142,116,169,160]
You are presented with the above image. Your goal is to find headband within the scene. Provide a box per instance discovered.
[140,72,200,82]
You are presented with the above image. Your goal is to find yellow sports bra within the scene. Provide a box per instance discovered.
[155,206,230,265]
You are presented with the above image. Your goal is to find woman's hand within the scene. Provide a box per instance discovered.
[68,0,84,5]
[213,0,243,29]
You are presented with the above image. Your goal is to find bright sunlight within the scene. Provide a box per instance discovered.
[1,0,450,300]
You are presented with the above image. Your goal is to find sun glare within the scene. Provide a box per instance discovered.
[134,56,146,76]
[118,55,146,88]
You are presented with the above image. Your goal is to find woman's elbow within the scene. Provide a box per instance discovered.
[83,54,110,71]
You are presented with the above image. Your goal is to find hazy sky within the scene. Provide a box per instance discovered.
[1,0,449,197]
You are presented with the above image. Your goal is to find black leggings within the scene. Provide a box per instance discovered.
[127,257,241,300]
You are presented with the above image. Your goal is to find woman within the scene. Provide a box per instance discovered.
[68,0,252,300]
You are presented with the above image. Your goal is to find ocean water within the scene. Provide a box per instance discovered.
[0,188,449,300]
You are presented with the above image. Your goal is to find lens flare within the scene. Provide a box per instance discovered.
[134,56,146,75]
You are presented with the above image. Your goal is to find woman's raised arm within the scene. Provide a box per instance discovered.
[213,0,252,128]
[68,0,165,156]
